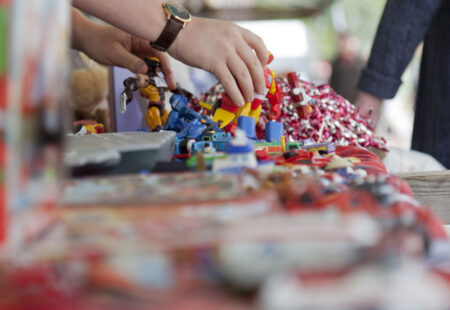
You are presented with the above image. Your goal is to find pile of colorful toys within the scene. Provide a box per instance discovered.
[191,55,387,151]
[166,91,362,177]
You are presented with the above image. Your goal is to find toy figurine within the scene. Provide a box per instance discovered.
[164,94,220,138]
[287,72,312,120]
[213,53,283,132]
[120,57,169,131]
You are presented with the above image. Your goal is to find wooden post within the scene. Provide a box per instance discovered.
[397,171,450,224]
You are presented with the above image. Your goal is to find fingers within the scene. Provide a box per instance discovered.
[131,37,176,90]
[150,50,177,90]
[160,57,176,91]
[228,55,254,104]
[112,44,148,74]
[237,44,266,95]
[355,93,383,130]
[242,29,269,67]
[215,65,245,107]
[228,27,268,104]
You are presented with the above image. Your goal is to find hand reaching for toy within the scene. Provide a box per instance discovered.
[71,9,176,90]
[169,17,269,107]
[355,92,383,129]
[71,1,269,106]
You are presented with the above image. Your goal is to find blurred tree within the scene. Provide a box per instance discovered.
[303,0,387,61]
[340,0,386,54]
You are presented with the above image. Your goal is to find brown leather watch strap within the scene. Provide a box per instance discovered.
[150,18,184,52]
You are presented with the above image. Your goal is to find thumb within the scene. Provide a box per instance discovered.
[114,46,148,74]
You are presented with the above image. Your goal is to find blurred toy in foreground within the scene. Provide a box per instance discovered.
[72,120,104,135]
[2,143,449,308]
[120,57,168,131]
[260,259,450,310]
[211,129,258,173]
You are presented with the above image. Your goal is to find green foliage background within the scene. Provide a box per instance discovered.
[304,0,387,60]
[0,7,7,74]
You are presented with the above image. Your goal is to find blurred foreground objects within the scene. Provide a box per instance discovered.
[3,0,70,251]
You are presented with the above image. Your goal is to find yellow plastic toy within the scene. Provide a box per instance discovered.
[120,57,169,131]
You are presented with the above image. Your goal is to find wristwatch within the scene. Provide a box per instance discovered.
[150,3,192,52]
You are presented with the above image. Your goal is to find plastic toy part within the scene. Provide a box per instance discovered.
[287,72,300,92]
[225,122,237,136]
[213,94,239,128]
[199,101,214,111]
[265,121,284,143]
[120,57,169,131]
[170,93,189,111]
[234,102,252,124]
[266,83,284,120]
[287,72,311,120]
[281,136,287,153]
[200,131,233,152]
[165,94,220,139]
[248,94,265,124]
[212,130,258,173]
[211,53,281,133]
[176,118,207,139]
[237,116,257,140]
[214,108,236,129]
[302,142,337,155]
[146,105,168,131]
[73,121,105,135]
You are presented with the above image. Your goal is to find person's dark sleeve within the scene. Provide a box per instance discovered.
[358,0,444,99]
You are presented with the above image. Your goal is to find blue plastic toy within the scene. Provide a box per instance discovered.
[200,131,233,151]
[176,118,207,139]
[236,116,257,140]
[164,94,220,139]
[265,121,284,143]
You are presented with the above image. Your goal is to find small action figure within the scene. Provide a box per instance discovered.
[212,53,284,134]
[120,57,169,131]
[287,72,312,120]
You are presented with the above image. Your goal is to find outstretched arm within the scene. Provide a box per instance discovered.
[71,8,176,88]
[356,0,444,128]
[72,0,166,43]
[72,0,269,107]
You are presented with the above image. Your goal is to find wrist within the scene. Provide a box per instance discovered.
[359,92,383,105]
[168,16,198,54]
[150,3,192,52]
[71,9,94,53]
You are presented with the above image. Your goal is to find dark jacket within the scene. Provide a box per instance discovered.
[358,0,450,167]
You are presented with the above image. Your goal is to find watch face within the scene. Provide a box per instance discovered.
[166,3,191,22]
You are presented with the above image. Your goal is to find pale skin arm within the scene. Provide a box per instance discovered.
[72,0,269,107]
[355,92,383,129]
[71,8,176,89]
